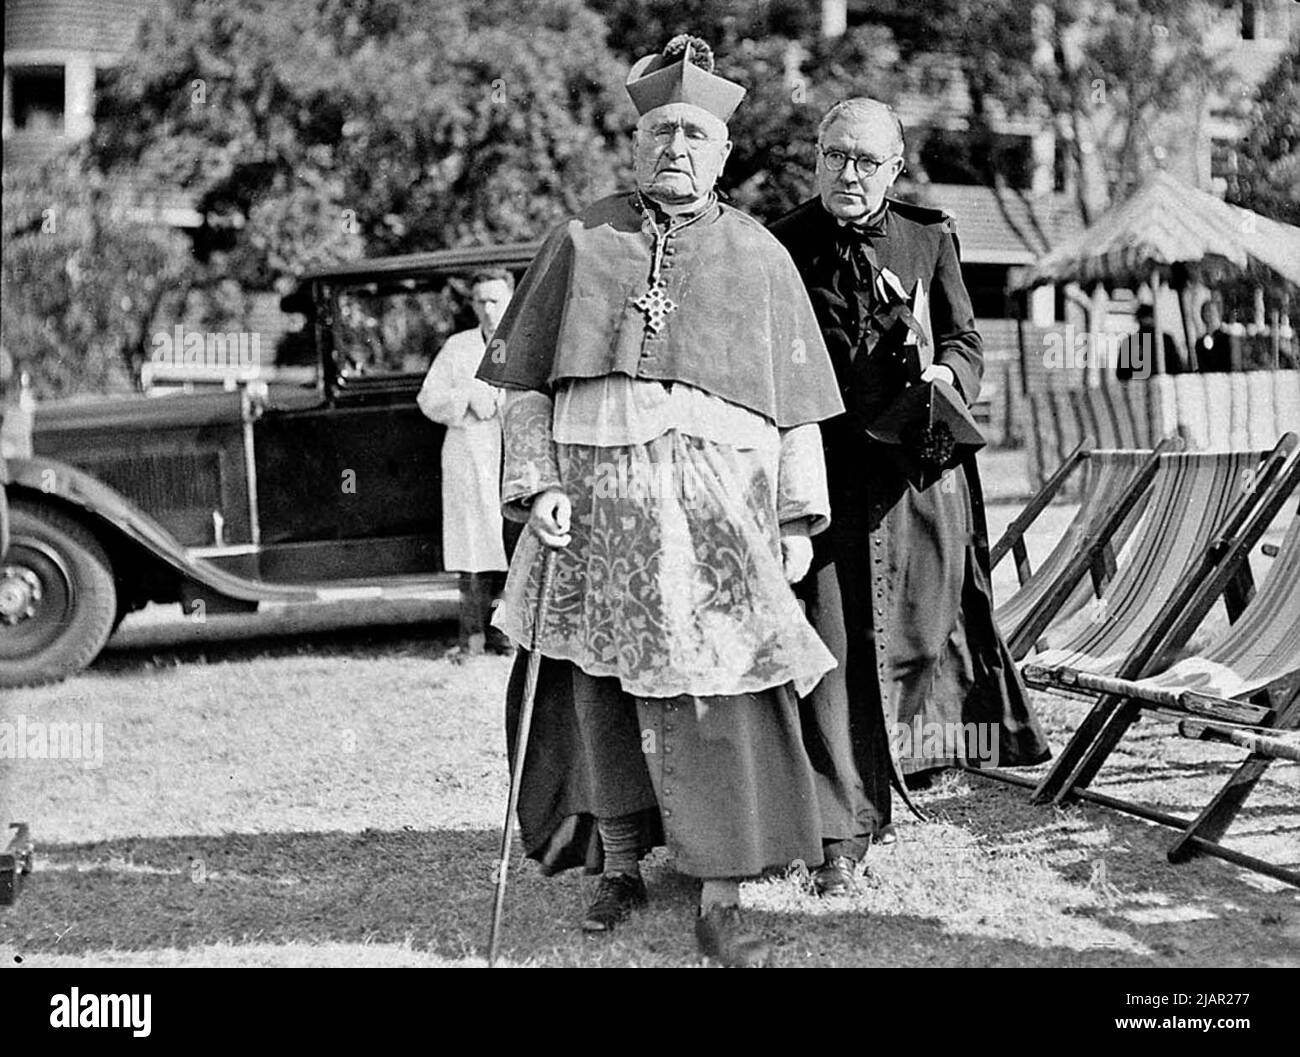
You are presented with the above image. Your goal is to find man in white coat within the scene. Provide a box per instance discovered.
[418,269,515,655]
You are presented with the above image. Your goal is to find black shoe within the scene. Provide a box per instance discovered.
[695,905,771,967]
[581,873,647,933]
[812,855,857,896]
[875,824,897,846]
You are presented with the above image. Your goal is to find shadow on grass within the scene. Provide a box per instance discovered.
[91,622,467,678]
[923,777,1299,963]
[6,823,1291,967]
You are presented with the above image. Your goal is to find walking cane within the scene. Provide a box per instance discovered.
[488,542,557,967]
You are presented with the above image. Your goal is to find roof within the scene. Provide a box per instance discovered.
[906,183,1084,265]
[1016,170,1300,289]
[4,0,157,55]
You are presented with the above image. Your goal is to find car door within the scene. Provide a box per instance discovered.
[249,276,466,584]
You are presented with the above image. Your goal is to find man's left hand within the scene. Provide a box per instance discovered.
[781,533,813,584]
[920,364,956,388]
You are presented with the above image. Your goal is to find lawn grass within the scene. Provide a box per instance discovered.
[2,625,1296,968]
[2,457,1297,968]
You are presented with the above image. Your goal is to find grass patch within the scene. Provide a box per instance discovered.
[3,482,1297,966]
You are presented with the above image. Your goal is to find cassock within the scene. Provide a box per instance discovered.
[1194,330,1233,374]
[478,191,845,877]
[416,328,508,574]
[770,196,1051,849]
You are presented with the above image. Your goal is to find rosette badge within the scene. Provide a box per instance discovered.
[866,380,985,491]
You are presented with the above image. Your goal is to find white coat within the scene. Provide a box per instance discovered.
[417,328,508,573]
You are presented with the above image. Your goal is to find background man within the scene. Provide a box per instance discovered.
[417,269,515,656]
[771,98,1050,896]
[1117,302,1186,380]
[478,35,843,967]
[1194,301,1233,373]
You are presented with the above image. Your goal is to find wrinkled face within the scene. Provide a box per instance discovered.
[633,103,732,205]
[816,114,905,223]
[470,279,512,338]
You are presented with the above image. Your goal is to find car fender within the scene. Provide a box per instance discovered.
[4,454,316,605]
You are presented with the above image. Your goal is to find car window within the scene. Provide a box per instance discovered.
[333,281,468,381]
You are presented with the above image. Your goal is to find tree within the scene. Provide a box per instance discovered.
[90,0,631,288]
[600,0,1233,234]
[1,157,194,397]
[889,0,1233,231]
[600,0,817,63]
[1226,33,1300,226]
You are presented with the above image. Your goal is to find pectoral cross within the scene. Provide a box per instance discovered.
[633,279,677,335]
[632,192,710,337]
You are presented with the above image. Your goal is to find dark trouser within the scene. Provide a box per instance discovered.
[458,571,507,648]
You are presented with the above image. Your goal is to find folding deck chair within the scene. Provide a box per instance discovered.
[967,436,1298,838]
[991,439,1179,659]
[1022,453,1300,885]
[1024,446,1279,675]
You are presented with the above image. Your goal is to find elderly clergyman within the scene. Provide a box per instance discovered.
[771,99,1051,897]
[477,35,844,966]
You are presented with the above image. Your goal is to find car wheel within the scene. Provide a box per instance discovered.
[0,498,116,687]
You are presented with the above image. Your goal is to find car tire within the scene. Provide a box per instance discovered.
[0,498,117,687]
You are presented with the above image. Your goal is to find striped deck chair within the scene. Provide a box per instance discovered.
[1022,437,1298,790]
[992,441,1175,659]
[1003,438,1201,661]
[1020,459,1300,885]
[1028,447,1278,675]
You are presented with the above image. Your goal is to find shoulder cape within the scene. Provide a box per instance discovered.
[477,194,843,429]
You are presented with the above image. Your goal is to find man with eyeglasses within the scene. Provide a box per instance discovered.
[478,36,843,966]
[771,98,1050,898]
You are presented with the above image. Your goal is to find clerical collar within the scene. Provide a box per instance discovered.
[834,200,890,238]
[633,189,718,228]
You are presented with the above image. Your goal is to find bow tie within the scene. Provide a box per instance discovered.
[835,205,890,242]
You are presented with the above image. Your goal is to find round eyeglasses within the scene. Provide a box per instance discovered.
[820,149,899,177]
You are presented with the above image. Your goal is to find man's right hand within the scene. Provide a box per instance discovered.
[529,489,572,549]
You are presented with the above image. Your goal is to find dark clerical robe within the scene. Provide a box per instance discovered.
[478,192,845,877]
[770,197,1050,852]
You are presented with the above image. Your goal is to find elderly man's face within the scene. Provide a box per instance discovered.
[816,113,904,223]
[633,103,732,205]
[470,279,513,339]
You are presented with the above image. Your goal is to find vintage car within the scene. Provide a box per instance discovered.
[0,242,539,687]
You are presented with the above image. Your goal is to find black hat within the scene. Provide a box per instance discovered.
[626,35,745,122]
[866,379,985,490]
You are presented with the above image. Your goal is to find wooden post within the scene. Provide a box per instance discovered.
[1088,282,1106,387]
[1150,270,1165,375]
[1254,284,1267,370]
[1177,279,1197,372]
[1271,307,1282,370]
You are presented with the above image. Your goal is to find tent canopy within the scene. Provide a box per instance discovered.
[1014,170,1300,290]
